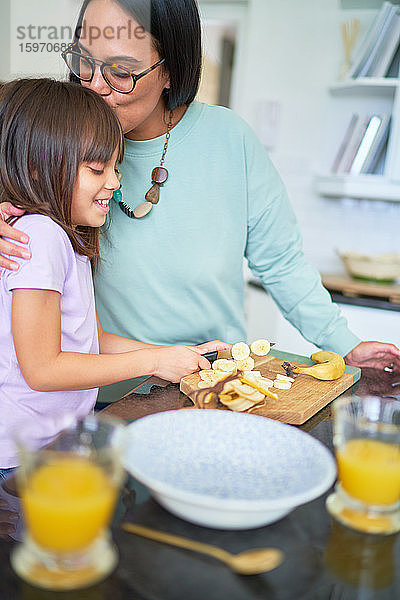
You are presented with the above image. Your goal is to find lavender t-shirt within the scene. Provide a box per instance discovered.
[0,215,99,467]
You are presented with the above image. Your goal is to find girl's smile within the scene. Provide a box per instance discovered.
[94,197,112,213]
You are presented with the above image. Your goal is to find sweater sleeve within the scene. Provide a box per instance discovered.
[242,125,360,356]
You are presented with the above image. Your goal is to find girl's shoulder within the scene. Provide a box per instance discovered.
[1,214,80,285]
[15,214,70,243]
[15,213,59,231]
[12,214,74,259]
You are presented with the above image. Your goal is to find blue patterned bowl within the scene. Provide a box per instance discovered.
[122,410,336,529]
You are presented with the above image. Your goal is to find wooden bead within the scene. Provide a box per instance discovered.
[145,183,160,204]
[152,167,168,184]
[133,201,153,218]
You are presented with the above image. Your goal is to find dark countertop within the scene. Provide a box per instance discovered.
[1,368,400,600]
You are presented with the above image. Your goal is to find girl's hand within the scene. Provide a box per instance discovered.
[0,203,30,271]
[193,340,232,354]
[152,345,214,383]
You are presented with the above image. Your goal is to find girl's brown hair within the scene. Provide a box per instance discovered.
[0,78,124,269]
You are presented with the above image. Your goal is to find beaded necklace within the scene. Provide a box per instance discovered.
[116,112,173,219]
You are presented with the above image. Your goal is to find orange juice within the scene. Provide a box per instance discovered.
[21,456,117,552]
[337,439,400,506]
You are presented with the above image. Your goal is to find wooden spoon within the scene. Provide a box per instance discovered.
[121,522,284,575]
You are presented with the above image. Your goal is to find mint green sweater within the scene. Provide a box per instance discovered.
[95,101,360,400]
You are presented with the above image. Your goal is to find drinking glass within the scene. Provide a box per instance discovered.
[326,396,400,534]
[11,415,125,590]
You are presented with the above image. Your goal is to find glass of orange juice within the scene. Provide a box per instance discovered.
[326,396,400,535]
[11,415,125,590]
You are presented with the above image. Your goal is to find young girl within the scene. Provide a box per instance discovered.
[0,78,228,476]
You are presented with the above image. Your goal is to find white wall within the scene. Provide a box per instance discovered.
[231,0,400,274]
[0,0,81,81]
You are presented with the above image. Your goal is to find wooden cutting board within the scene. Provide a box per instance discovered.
[180,349,361,425]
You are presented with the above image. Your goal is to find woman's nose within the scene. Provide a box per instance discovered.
[87,65,111,96]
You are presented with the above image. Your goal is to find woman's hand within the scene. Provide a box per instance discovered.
[152,345,215,383]
[345,341,400,372]
[0,202,30,270]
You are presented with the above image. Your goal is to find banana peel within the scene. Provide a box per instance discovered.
[284,350,345,381]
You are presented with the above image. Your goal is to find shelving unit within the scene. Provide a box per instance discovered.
[314,70,400,202]
[315,173,400,201]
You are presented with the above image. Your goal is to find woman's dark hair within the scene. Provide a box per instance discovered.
[72,0,202,110]
[0,78,124,270]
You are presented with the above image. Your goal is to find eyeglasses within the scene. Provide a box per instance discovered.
[61,42,165,94]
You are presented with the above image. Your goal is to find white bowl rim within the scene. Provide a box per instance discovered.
[122,410,337,512]
[338,250,400,263]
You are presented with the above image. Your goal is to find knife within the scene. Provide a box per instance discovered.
[202,344,275,365]
[201,350,220,363]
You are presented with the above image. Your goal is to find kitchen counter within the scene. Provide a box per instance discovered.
[1,368,399,599]
[248,274,400,312]
[246,275,400,356]
[320,273,400,312]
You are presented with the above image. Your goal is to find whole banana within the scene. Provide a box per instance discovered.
[291,351,345,381]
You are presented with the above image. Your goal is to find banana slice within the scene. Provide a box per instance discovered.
[236,357,255,372]
[199,369,229,385]
[250,339,271,356]
[212,359,237,373]
[235,382,261,396]
[255,376,274,388]
[243,390,265,403]
[273,380,292,390]
[213,370,230,380]
[198,380,212,389]
[240,377,278,400]
[231,342,250,361]
[242,370,261,380]
[219,395,258,412]
[199,369,216,381]
[255,381,275,395]
[275,374,295,383]
[203,392,215,405]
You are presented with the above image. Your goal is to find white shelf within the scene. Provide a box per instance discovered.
[331,77,400,92]
[314,173,400,201]
[316,71,400,201]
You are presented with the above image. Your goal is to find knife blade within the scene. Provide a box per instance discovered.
[202,350,219,363]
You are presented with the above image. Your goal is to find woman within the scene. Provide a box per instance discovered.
[1,0,399,403]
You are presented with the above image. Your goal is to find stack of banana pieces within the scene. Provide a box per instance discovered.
[194,341,345,413]
[195,339,291,412]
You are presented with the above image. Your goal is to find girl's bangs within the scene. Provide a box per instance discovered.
[80,110,124,165]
